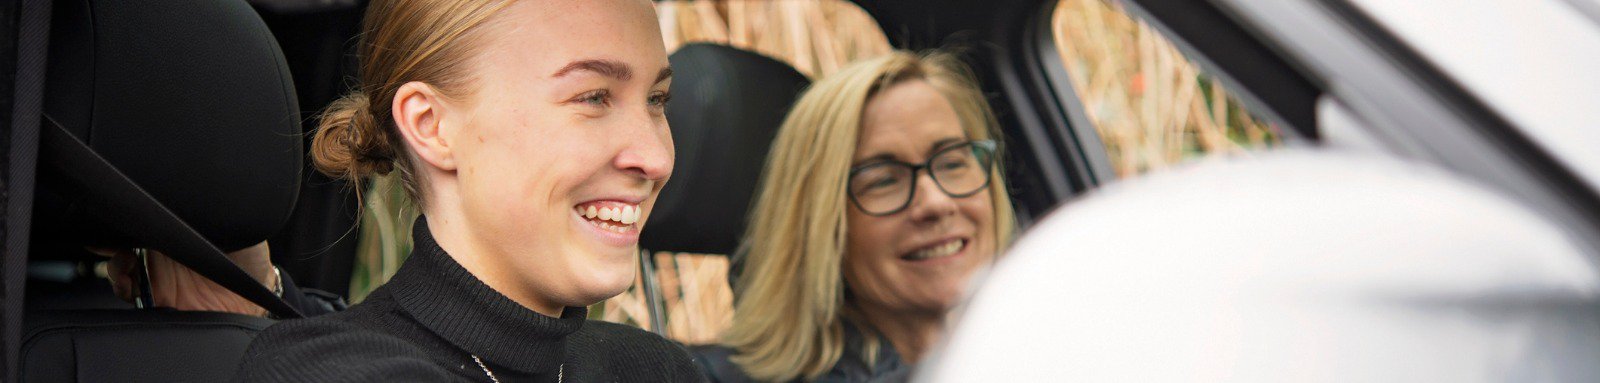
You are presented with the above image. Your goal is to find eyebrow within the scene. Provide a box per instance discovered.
[551,59,674,85]
[852,137,967,167]
[655,67,673,84]
[552,59,632,81]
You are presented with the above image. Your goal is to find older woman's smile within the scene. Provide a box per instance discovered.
[903,237,968,262]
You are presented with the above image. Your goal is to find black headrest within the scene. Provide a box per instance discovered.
[641,44,811,255]
[35,0,302,252]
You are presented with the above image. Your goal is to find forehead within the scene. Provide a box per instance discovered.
[855,80,966,159]
[479,0,669,75]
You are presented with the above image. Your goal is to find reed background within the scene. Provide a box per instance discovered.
[347,0,1278,345]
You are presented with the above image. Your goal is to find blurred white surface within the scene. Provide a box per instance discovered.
[925,150,1599,382]
[1344,0,1600,192]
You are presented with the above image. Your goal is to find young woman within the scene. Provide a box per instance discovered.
[234,0,701,381]
[694,51,1018,382]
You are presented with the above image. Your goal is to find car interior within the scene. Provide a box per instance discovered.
[638,42,812,331]
[0,0,1363,379]
[2,0,1597,380]
[19,0,306,381]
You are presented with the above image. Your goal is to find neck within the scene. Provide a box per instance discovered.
[424,188,565,318]
[856,303,946,364]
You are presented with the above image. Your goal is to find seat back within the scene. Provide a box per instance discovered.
[22,0,303,380]
[642,43,811,256]
[22,310,275,383]
[631,44,810,333]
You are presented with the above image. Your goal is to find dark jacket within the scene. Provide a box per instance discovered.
[691,323,910,382]
[234,217,704,382]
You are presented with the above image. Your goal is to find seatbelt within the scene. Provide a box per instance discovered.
[38,116,302,319]
[5,0,52,381]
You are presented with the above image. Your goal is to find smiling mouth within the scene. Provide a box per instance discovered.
[903,238,967,261]
[575,202,643,233]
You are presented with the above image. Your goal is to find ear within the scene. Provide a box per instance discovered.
[392,81,458,172]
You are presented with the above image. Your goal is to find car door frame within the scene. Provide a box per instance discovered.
[1099,0,1600,258]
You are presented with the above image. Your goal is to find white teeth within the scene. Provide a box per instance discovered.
[598,222,627,233]
[908,239,964,260]
[577,203,643,228]
[619,206,635,224]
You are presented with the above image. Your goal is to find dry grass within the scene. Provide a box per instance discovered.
[657,0,891,79]
[599,253,734,344]
[1052,0,1278,177]
[347,173,416,303]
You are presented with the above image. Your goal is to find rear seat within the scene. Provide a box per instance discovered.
[21,0,305,381]
[637,43,808,352]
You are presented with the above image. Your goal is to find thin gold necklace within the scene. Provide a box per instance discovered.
[473,355,562,383]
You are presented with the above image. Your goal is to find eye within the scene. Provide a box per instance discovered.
[572,89,611,107]
[866,174,901,190]
[852,166,904,193]
[936,158,971,171]
[648,91,672,109]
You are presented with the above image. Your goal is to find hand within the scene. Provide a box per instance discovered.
[89,241,278,317]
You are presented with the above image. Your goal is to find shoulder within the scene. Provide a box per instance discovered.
[232,311,460,382]
[572,320,706,382]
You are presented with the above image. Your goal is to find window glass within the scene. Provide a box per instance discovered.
[658,0,890,79]
[1051,0,1281,178]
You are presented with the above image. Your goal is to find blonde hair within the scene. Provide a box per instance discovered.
[724,50,1018,381]
[309,0,514,205]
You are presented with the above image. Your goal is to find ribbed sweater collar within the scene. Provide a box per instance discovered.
[387,216,586,375]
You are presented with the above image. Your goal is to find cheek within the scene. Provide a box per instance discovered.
[963,192,998,259]
[843,215,902,289]
[845,211,899,261]
[455,111,604,238]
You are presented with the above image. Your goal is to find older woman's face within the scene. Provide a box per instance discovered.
[844,80,996,316]
[451,0,672,309]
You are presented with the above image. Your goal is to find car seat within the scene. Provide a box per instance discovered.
[638,43,811,332]
[20,0,304,381]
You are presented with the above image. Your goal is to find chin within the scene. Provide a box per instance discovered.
[922,285,969,311]
[566,254,638,305]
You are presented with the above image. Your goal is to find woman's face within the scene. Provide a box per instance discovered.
[448,0,672,310]
[844,80,996,317]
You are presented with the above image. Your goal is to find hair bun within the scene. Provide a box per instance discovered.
[310,92,397,181]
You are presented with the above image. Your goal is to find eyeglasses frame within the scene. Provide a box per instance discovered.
[846,139,998,216]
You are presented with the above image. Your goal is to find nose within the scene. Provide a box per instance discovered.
[907,170,959,223]
[612,113,674,183]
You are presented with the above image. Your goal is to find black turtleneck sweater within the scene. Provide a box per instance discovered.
[233,218,704,382]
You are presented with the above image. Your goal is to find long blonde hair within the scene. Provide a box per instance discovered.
[724,50,1018,381]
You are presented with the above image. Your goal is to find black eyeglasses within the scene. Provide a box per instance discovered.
[847,140,997,216]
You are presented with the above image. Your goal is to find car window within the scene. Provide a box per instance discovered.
[657,0,890,78]
[1050,0,1283,178]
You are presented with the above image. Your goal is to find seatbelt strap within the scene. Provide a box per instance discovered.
[39,116,302,319]
[4,0,52,380]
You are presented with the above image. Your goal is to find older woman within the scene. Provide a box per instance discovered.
[234,0,701,381]
[696,51,1017,382]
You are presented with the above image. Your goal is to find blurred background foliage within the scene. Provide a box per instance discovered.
[1052,0,1278,177]
[346,0,1279,344]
